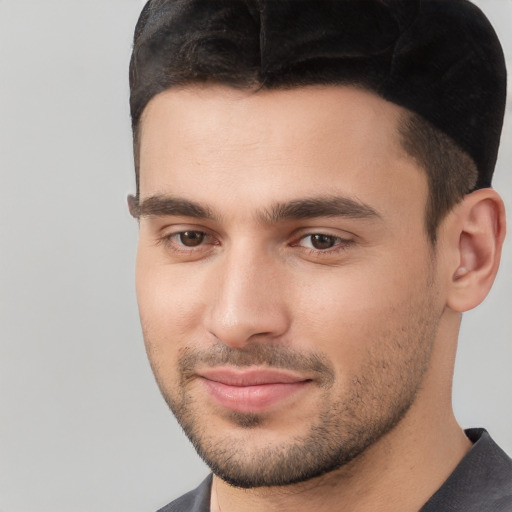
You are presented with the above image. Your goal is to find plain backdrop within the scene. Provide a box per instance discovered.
[0,1,510,511]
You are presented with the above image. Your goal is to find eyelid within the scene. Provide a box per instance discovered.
[156,225,220,255]
[158,222,219,239]
[292,225,355,241]
[297,233,344,246]
[295,233,352,246]
[155,224,356,260]
[289,230,356,259]
[169,230,212,241]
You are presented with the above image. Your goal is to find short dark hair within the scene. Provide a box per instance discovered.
[129,0,485,243]
[399,114,477,242]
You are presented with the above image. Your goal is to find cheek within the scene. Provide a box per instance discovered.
[290,258,434,372]
[135,254,209,366]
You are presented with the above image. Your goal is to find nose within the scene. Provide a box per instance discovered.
[204,244,290,348]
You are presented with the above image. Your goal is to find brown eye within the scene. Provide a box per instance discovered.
[310,234,337,250]
[179,231,205,247]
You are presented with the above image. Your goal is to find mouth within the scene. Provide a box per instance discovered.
[197,367,312,413]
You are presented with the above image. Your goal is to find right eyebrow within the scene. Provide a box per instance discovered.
[128,194,216,220]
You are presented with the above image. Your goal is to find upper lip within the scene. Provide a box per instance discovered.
[197,367,310,386]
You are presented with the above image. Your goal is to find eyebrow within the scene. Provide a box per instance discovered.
[128,194,216,220]
[261,196,381,224]
[129,194,381,223]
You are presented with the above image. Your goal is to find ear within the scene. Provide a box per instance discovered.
[445,188,506,312]
[127,194,139,219]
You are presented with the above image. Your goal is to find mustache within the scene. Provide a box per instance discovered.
[178,342,335,387]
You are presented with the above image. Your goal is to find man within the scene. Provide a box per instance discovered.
[128,1,511,511]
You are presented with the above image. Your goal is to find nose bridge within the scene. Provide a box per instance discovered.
[206,239,289,347]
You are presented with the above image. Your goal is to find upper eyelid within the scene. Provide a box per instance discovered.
[297,230,353,238]
[153,216,357,233]
[293,233,353,248]
[157,231,217,253]
[298,233,347,241]
[292,228,356,242]
[162,233,353,255]
[156,222,358,245]
[160,228,355,240]
[158,224,217,238]
[166,230,214,244]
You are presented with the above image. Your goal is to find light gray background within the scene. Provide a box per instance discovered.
[0,1,510,511]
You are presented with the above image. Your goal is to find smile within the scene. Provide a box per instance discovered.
[198,367,312,413]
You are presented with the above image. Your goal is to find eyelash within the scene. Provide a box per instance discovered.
[158,230,354,258]
[292,234,354,256]
[158,231,218,255]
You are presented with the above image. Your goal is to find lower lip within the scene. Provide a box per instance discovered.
[201,378,310,413]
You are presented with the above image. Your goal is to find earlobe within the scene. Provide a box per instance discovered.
[446,189,506,312]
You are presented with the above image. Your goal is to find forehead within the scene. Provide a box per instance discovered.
[137,85,425,221]
[139,84,405,161]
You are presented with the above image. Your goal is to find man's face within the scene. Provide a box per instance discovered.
[135,85,445,487]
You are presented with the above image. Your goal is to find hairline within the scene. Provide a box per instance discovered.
[132,83,477,246]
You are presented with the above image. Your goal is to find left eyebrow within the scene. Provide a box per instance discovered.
[259,196,382,224]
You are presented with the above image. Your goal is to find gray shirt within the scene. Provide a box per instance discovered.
[158,429,512,512]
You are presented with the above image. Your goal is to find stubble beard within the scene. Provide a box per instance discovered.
[145,282,440,489]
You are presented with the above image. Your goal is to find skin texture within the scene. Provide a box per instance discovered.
[134,85,505,512]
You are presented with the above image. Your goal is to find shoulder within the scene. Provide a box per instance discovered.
[421,428,512,512]
[156,474,213,512]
